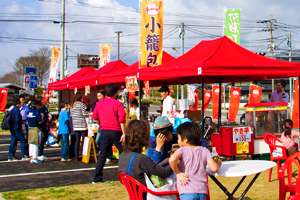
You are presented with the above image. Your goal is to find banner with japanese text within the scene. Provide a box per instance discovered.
[292,79,299,128]
[228,87,241,122]
[0,88,8,112]
[212,85,223,119]
[224,9,240,44]
[100,44,111,68]
[249,84,262,104]
[140,1,163,68]
[48,47,60,83]
[203,90,212,114]
[144,81,150,95]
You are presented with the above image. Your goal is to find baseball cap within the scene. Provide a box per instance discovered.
[158,86,169,93]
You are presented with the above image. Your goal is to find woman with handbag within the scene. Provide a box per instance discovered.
[70,92,88,161]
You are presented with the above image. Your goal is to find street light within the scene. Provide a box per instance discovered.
[115,31,122,60]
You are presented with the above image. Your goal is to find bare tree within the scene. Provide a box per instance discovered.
[14,47,50,85]
[0,71,21,85]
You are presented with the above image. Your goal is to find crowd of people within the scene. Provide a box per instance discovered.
[8,80,298,199]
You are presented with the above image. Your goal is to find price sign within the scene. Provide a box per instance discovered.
[236,142,249,154]
[233,127,253,143]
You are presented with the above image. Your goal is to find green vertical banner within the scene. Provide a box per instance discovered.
[224,9,241,44]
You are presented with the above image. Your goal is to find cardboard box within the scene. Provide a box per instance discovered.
[183,110,202,121]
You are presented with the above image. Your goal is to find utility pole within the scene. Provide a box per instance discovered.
[257,18,277,92]
[172,47,179,107]
[21,65,24,88]
[65,45,68,71]
[288,32,293,117]
[60,0,65,80]
[180,23,185,101]
[115,31,122,60]
[270,19,275,92]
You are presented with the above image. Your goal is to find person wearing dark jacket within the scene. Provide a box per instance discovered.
[8,97,29,161]
[36,96,49,161]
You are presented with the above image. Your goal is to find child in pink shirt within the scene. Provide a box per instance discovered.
[281,119,300,156]
[169,122,222,200]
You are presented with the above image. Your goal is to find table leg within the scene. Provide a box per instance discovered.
[238,173,261,200]
[229,176,246,199]
[209,175,235,200]
[209,173,261,200]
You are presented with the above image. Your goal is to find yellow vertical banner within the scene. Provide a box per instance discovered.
[100,44,112,68]
[48,47,60,83]
[140,1,163,68]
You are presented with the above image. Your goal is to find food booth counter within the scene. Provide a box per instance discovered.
[211,102,291,157]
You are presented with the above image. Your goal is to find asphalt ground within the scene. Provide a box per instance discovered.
[0,134,119,193]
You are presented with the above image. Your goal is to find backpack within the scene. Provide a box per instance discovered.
[1,111,13,130]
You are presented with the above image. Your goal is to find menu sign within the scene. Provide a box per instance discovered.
[233,126,253,143]
[236,142,249,154]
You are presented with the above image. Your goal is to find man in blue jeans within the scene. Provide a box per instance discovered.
[8,97,29,161]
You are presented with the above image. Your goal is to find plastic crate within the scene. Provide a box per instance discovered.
[252,153,270,161]
[259,153,270,161]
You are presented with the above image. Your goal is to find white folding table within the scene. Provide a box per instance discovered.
[206,160,276,200]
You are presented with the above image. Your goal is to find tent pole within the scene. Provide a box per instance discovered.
[138,80,142,120]
[294,76,300,132]
[59,91,62,113]
[218,77,222,130]
[68,90,70,102]
[202,76,205,135]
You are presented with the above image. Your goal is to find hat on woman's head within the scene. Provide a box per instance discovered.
[154,116,172,130]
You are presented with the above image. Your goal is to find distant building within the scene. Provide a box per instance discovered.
[0,83,25,108]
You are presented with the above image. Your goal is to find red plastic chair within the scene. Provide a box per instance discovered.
[278,151,300,200]
[118,173,180,200]
[264,133,297,184]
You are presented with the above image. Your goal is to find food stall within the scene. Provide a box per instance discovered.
[211,102,289,157]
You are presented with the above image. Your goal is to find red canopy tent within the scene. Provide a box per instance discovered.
[68,60,129,90]
[137,36,300,127]
[138,36,300,85]
[48,66,96,91]
[96,51,175,86]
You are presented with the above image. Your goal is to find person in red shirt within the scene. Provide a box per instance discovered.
[92,83,126,183]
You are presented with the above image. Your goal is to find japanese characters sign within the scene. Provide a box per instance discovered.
[100,44,111,68]
[144,81,150,95]
[125,76,138,92]
[48,47,60,83]
[224,9,240,44]
[140,1,163,68]
[236,142,249,154]
[245,105,288,112]
[233,127,253,143]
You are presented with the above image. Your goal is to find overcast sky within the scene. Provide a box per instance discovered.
[1,0,300,84]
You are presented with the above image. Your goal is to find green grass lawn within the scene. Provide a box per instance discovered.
[2,165,295,200]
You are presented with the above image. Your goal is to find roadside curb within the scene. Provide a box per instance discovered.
[0,193,5,200]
